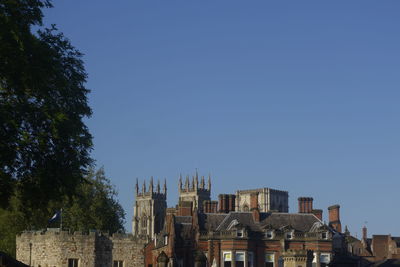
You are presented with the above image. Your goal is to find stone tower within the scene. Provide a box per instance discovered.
[178,171,211,212]
[132,177,167,239]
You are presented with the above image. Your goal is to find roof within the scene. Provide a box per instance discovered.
[216,212,262,232]
[175,216,192,224]
[392,237,400,247]
[199,213,228,231]
[260,213,320,232]
[372,259,400,266]
[198,212,321,233]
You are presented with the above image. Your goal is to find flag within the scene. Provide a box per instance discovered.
[48,210,61,224]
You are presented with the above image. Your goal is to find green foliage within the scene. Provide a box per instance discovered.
[0,168,126,256]
[0,0,92,209]
[60,167,126,233]
[0,1,125,256]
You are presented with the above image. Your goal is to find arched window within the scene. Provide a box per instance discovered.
[141,216,147,228]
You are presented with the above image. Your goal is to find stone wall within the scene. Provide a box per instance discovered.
[235,187,289,213]
[16,229,146,267]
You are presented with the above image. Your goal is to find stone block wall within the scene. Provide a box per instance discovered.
[16,230,146,267]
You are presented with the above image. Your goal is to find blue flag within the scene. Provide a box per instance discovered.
[48,210,61,223]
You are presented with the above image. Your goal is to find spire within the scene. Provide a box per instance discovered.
[178,174,182,192]
[163,178,167,194]
[135,178,139,195]
[345,225,350,236]
[194,172,199,190]
[185,175,189,191]
[200,176,205,189]
[149,176,154,193]
[208,174,211,191]
[142,180,146,194]
[157,179,160,193]
[191,176,195,190]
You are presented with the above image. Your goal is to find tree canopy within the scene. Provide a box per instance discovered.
[0,1,126,256]
[0,0,92,209]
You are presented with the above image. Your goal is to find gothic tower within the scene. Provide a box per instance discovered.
[132,177,167,239]
[178,171,211,212]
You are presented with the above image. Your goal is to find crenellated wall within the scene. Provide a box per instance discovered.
[16,229,146,267]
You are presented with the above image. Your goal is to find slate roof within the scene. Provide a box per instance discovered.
[199,213,228,231]
[175,216,192,224]
[198,212,321,233]
[372,259,400,266]
[260,213,320,232]
[216,212,262,232]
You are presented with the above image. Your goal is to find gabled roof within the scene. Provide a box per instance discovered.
[260,213,320,232]
[216,212,261,232]
[198,213,228,231]
[197,212,320,233]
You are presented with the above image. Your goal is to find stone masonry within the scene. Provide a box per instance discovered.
[16,229,146,267]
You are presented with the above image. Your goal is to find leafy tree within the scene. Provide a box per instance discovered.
[0,167,126,256]
[59,167,126,233]
[0,0,93,209]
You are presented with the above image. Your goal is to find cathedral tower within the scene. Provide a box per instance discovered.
[178,171,211,212]
[132,177,167,239]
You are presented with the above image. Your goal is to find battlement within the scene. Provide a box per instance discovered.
[16,229,146,267]
[178,171,211,193]
[135,177,167,198]
[17,229,145,242]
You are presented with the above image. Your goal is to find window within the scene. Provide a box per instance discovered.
[320,253,330,267]
[285,231,293,239]
[235,252,245,267]
[248,252,254,267]
[237,230,244,237]
[164,235,168,245]
[113,261,123,267]
[142,217,147,228]
[265,253,274,267]
[265,230,274,239]
[322,232,328,239]
[68,259,79,267]
[312,252,317,267]
[223,252,232,267]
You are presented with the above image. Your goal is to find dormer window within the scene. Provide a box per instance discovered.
[237,229,244,237]
[285,231,293,240]
[322,232,328,240]
[265,230,274,239]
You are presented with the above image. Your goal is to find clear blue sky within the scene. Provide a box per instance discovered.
[43,1,400,237]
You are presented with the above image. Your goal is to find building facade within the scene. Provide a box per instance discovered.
[132,177,167,239]
[235,188,289,213]
[16,171,400,267]
[16,230,146,267]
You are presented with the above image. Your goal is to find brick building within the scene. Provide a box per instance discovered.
[16,172,399,267]
[144,174,342,267]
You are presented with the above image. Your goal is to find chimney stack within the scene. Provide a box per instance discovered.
[218,194,236,213]
[298,197,313,213]
[328,204,342,232]
[218,194,225,213]
[203,200,218,213]
[250,192,260,222]
[362,225,367,240]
